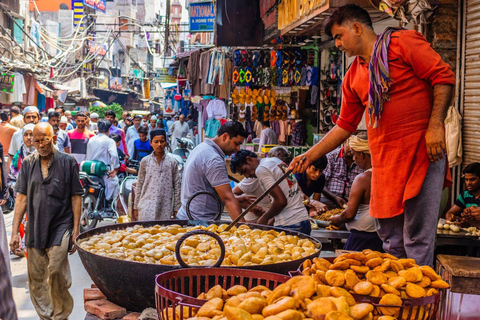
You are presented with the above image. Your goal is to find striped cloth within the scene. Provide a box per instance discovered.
[368,27,404,128]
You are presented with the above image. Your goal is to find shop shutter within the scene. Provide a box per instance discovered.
[463,0,480,165]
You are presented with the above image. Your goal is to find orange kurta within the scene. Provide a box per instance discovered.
[336,30,455,219]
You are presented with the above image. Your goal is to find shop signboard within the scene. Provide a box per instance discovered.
[110,77,123,91]
[83,0,106,13]
[143,79,151,100]
[189,1,215,32]
[0,73,14,93]
[154,68,177,83]
[278,0,328,30]
[89,41,107,56]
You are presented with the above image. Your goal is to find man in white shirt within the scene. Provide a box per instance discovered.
[259,120,278,151]
[125,115,142,156]
[85,119,120,211]
[230,149,311,234]
[89,113,99,132]
[169,114,189,147]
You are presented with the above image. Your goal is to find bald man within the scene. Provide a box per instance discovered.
[10,123,83,320]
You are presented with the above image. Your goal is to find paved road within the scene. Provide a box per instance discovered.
[5,211,96,320]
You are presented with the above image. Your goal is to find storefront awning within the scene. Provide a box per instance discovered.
[279,0,389,37]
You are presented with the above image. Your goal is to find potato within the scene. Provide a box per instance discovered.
[406,283,426,298]
[226,296,243,308]
[227,285,248,296]
[197,293,206,300]
[353,282,373,295]
[306,297,338,320]
[238,292,262,301]
[430,279,449,289]
[197,298,224,317]
[286,276,316,298]
[262,297,296,317]
[249,286,270,293]
[267,283,291,304]
[207,285,224,300]
[275,309,303,320]
[349,303,374,320]
[224,306,254,320]
[326,270,346,287]
[238,297,267,315]
[330,287,356,306]
[324,311,353,320]
[378,294,402,316]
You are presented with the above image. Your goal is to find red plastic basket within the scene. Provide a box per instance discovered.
[155,268,290,320]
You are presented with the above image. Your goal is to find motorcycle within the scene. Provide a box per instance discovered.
[168,137,194,178]
[115,159,140,218]
[79,160,138,232]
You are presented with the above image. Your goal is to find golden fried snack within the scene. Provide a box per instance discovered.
[406,283,426,298]
[381,253,398,260]
[262,297,296,317]
[330,287,356,306]
[397,270,417,283]
[397,258,416,268]
[348,252,367,262]
[387,276,406,289]
[286,275,316,298]
[329,296,350,315]
[348,303,374,320]
[366,271,387,285]
[426,288,439,296]
[378,294,402,316]
[303,259,313,269]
[365,258,383,269]
[353,281,373,295]
[350,266,370,274]
[224,306,254,320]
[316,284,332,297]
[326,270,346,287]
[275,309,303,320]
[344,259,362,267]
[249,286,270,293]
[228,285,248,296]
[207,285,225,300]
[377,317,396,320]
[365,252,382,261]
[197,293,206,299]
[303,267,313,276]
[263,316,283,320]
[330,261,350,270]
[389,260,404,273]
[380,284,400,296]
[370,285,381,298]
[238,292,262,301]
[252,315,264,320]
[430,279,449,289]
[316,270,328,284]
[237,297,267,315]
[419,266,441,281]
[383,271,397,279]
[198,298,224,317]
[417,276,431,288]
[324,311,353,320]
[306,297,337,320]
[344,270,361,289]
[267,283,291,304]
[313,258,332,271]
[373,260,391,273]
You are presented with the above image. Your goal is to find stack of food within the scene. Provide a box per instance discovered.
[78,224,318,266]
[183,275,377,320]
[313,209,343,222]
[299,250,449,319]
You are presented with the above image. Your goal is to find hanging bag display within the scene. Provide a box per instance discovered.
[183,81,191,101]
[174,83,182,101]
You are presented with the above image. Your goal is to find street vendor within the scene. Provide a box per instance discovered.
[446,162,480,226]
[176,122,249,221]
[330,133,383,252]
[290,4,455,266]
[230,150,310,235]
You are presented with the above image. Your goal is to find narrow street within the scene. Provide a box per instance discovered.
[5,211,93,320]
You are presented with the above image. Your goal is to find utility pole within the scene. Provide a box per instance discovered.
[164,0,171,68]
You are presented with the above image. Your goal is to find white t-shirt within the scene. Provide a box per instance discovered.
[237,178,272,221]
[255,157,308,227]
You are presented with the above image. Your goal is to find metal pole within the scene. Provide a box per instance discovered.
[164,0,171,68]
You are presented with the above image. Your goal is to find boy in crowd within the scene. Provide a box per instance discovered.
[132,126,153,161]
[230,149,310,234]
[446,162,480,226]
[295,156,328,215]
[110,134,137,175]
[330,133,383,252]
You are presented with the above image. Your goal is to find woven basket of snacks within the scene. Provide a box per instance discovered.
[155,268,379,320]
[297,250,449,320]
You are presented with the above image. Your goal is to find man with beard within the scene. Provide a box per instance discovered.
[48,111,71,153]
[10,123,83,319]
[67,112,95,164]
[8,106,40,169]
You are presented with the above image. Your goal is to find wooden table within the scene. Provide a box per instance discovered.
[436,229,480,256]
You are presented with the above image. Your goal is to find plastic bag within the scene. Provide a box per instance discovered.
[444,105,462,168]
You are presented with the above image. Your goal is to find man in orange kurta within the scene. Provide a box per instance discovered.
[290,4,455,266]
